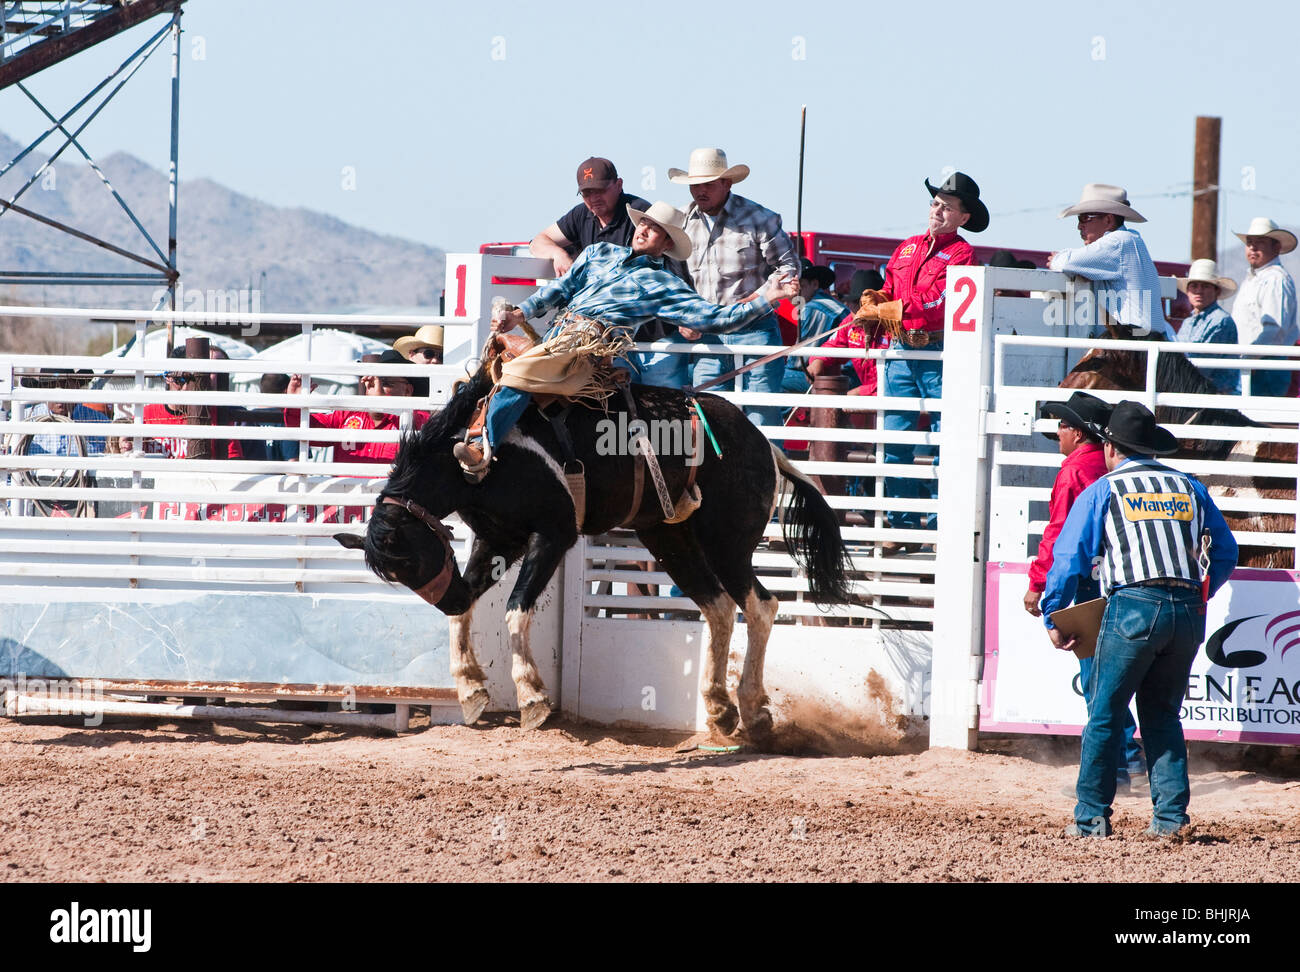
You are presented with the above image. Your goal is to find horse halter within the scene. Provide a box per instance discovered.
[379,495,457,605]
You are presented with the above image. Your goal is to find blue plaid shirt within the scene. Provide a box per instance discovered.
[1175,302,1240,394]
[518,242,773,335]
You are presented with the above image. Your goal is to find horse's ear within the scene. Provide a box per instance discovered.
[334,532,365,550]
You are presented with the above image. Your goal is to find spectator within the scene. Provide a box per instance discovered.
[987,248,1037,298]
[806,268,890,398]
[1024,392,1146,792]
[236,373,299,462]
[670,148,800,426]
[23,368,109,457]
[143,348,239,460]
[1230,217,1297,396]
[877,171,986,552]
[284,350,430,468]
[1174,259,1240,394]
[394,325,444,366]
[1048,184,1170,338]
[530,157,653,278]
[783,260,849,394]
[105,417,147,457]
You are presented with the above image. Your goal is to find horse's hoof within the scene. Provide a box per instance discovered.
[744,708,774,743]
[460,688,490,725]
[709,704,740,738]
[520,699,554,731]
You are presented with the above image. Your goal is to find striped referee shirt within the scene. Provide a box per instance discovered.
[1040,456,1238,628]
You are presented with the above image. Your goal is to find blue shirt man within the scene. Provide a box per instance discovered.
[1042,401,1237,838]
[1176,303,1239,394]
[463,203,799,481]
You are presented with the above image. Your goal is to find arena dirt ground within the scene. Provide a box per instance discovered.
[2,706,1298,883]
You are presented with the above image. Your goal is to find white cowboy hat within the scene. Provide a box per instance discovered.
[1233,217,1298,255]
[1058,183,1147,223]
[393,324,445,358]
[667,148,750,186]
[628,202,693,260]
[1176,258,1237,297]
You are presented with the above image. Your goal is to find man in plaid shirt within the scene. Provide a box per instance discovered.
[664,148,799,425]
[473,202,799,481]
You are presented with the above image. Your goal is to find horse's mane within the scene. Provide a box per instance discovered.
[383,366,491,500]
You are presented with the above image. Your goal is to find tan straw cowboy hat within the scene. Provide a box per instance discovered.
[628,201,694,260]
[1233,217,1298,255]
[1176,259,1237,297]
[1058,183,1147,223]
[393,325,445,358]
[667,148,750,186]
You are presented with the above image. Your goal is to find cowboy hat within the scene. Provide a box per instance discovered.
[800,258,836,291]
[846,268,885,306]
[394,324,445,358]
[1233,217,1298,255]
[667,148,750,186]
[1040,391,1112,441]
[628,202,693,260]
[924,171,989,233]
[1058,183,1146,223]
[1176,259,1237,297]
[1097,400,1178,456]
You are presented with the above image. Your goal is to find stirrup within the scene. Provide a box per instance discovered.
[453,437,492,484]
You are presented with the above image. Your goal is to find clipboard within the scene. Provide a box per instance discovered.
[1049,597,1106,660]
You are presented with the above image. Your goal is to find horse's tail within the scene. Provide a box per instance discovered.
[772,447,858,606]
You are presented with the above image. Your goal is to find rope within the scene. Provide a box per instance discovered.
[10,414,96,518]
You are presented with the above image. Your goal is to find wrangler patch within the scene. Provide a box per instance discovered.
[1121,492,1193,521]
[899,243,916,258]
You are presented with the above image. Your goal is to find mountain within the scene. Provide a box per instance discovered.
[0,132,445,313]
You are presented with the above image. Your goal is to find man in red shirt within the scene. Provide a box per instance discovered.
[878,172,986,551]
[1024,391,1146,791]
[284,350,430,469]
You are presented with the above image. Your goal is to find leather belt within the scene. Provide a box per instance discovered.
[1127,578,1200,592]
[897,328,943,348]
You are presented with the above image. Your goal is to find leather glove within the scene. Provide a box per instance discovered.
[858,289,888,309]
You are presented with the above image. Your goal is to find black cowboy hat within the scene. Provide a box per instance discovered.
[924,171,989,233]
[799,258,836,291]
[988,248,1036,270]
[1097,401,1179,456]
[846,268,885,306]
[1040,391,1112,441]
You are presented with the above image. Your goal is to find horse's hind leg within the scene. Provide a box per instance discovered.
[505,532,570,730]
[735,582,779,741]
[638,524,739,736]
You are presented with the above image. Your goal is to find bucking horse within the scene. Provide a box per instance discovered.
[334,348,861,743]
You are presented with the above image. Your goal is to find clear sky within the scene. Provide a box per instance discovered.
[2,0,1297,265]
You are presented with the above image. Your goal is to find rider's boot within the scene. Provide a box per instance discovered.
[453,435,492,484]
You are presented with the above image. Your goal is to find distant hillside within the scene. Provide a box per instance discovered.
[0,132,445,313]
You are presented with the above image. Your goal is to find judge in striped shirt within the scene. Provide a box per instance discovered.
[1040,401,1237,838]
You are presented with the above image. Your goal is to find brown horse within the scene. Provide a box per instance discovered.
[1061,330,1296,569]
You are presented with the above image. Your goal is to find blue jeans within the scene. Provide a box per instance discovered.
[634,331,692,390]
[1074,586,1205,835]
[1078,654,1145,785]
[881,349,942,532]
[1248,365,1291,397]
[690,314,786,427]
[485,385,531,449]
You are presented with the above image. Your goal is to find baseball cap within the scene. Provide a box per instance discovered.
[576,157,617,192]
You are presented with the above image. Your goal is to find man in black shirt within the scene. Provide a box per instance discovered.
[530,157,650,276]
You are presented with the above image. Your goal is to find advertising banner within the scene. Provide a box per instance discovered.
[983,563,1300,744]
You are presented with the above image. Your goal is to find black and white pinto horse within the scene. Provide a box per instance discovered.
[335,365,859,742]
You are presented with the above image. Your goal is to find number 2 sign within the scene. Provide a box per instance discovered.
[951,276,978,332]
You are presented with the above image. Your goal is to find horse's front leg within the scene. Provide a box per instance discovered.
[505,532,569,730]
[453,537,524,724]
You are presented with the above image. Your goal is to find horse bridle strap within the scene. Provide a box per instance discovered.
[380,495,457,604]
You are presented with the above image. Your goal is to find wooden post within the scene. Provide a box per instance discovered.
[1192,116,1221,262]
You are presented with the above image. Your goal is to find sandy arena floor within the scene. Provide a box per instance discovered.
[0,711,1297,883]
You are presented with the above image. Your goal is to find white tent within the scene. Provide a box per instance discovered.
[233,329,392,395]
[102,326,258,362]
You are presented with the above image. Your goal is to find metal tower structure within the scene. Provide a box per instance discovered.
[0,1,185,307]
